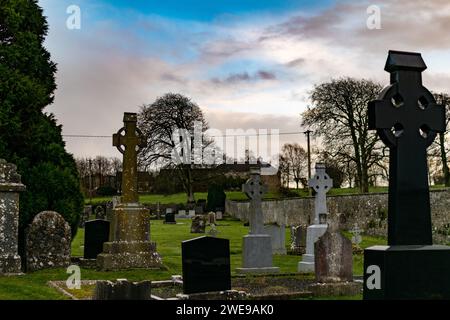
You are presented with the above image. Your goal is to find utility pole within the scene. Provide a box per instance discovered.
[303,130,313,196]
[88,158,93,203]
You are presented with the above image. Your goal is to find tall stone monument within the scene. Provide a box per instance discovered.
[364,50,450,299]
[298,163,333,273]
[236,168,279,274]
[97,113,162,270]
[0,159,25,274]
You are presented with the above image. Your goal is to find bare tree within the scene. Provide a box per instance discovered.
[280,143,308,189]
[302,77,386,193]
[430,92,450,186]
[138,93,213,203]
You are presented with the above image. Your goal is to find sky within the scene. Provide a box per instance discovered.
[38,0,450,159]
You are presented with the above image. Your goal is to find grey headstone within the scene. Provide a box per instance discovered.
[0,159,26,274]
[25,211,71,272]
[308,163,333,224]
[315,214,353,283]
[237,169,279,274]
[264,224,287,255]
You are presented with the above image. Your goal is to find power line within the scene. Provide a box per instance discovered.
[63,131,307,139]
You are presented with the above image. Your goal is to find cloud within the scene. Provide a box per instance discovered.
[211,70,276,85]
[38,0,450,159]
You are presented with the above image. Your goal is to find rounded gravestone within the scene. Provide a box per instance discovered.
[26,211,71,272]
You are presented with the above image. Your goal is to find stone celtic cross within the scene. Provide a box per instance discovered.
[113,113,146,203]
[308,163,333,224]
[243,169,268,234]
[368,50,446,245]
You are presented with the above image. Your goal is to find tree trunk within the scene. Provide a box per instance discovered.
[186,165,195,203]
[439,133,450,187]
[295,180,299,189]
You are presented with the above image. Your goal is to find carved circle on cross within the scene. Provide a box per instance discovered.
[376,83,438,148]
[114,127,146,155]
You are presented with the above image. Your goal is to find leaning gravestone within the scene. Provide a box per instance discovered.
[236,168,279,274]
[298,163,332,273]
[84,220,110,259]
[264,224,287,255]
[309,214,360,296]
[315,214,353,283]
[182,236,231,294]
[26,211,71,272]
[364,50,450,299]
[0,159,26,274]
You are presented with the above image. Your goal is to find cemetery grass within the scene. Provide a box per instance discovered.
[0,219,384,300]
[85,185,449,205]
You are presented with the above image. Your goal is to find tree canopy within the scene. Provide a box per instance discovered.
[0,0,83,253]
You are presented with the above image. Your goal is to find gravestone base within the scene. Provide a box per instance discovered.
[309,282,362,297]
[236,235,279,274]
[177,290,249,300]
[93,279,151,300]
[97,242,162,270]
[97,203,163,270]
[0,254,22,274]
[298,224,327,273]
[364,245,450,299]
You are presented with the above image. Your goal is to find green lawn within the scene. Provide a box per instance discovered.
[0,219,385,300]
[86,185,448,205]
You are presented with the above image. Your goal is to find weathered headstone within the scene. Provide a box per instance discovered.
[105,201,114,222]
[191,215,206,233]
[364,50,450,299]
[315,214,353,283]
[236,169,279,274]
[290,225,307,255]
[93,279,151,300]
[215,211,223,220]
[84,220,110,260]
[298,163,332,273]
[188,210,196,217]
[264,224,287,255]
[182,236,231,294]
[350,224,362,246]
[0,159,26,274]
[208,224,219,237]
[97,113,162,270]
[207,212,216,225]
[26,211,71,272]
[94,205,106,220]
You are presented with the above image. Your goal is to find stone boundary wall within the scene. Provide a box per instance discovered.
[225,189,450,244]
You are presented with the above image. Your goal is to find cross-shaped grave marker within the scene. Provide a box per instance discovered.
[350,224,362,245]
[309,163,333,224]
[368,51,446,245]
[243,168,268,235]
[113,113,147,203]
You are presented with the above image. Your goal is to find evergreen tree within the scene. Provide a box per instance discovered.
[0,0,84,255]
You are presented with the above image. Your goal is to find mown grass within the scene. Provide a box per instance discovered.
[85,185,448,205]
[0,218,385,300]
